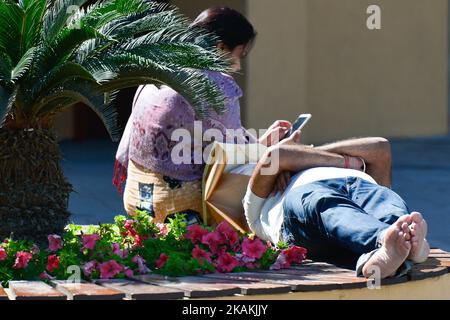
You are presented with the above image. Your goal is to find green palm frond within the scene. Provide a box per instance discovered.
[34,80,120,140]
[42,0,88,42]
[11,46,38,83]
[97,53,227,116]
[0,51,13,84]
[0,1,25,65]
[0,0,230,141]
[30,61,111,104]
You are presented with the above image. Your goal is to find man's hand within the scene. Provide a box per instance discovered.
[258,120,292,147]
[270,171,291,196]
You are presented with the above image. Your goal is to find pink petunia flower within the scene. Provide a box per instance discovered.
[47,254,60,272]
[235,253,256,268]
[13,251,33,269]
[111,243,128,259]
[283,246,307,265]
[192,245,211,264]
[216,222,239,247]
[0,247,7,261]
[82,260,98,277]
[242,237,267,260]
[133,234,145,247]
[99,260,123,279]
[124,268,134,278]
[156,223,168,237]
[185,224,209,244]
[216,252,239,273]
[270,252,290,270]
[81,234,100,250]
[132,255,150,274]
[48,234,63,252]
[124,220,137,237]
[270,246,307,270]
[155,253,168,269]
[201,230,224,255]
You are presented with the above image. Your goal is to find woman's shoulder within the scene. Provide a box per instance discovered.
[133,84,191,113]
[203,71,243,99]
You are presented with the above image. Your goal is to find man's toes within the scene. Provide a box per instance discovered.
[396,215,412,227]
[400,223,411,240]
[410,212,423,224]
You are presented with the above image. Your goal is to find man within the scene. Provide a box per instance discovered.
[242,131,430,278]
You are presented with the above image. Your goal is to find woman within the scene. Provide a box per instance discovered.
[114,7,291,224]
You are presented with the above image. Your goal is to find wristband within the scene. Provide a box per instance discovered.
[344,155,350,169]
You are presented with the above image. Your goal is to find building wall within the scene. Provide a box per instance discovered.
[53,0,449,143]
[246,0,448,144]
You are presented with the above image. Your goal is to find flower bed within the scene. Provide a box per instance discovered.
[0,210,307,287]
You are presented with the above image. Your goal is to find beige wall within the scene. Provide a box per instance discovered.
[246,0,448,144]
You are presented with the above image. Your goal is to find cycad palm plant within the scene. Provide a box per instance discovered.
[0,0,229,242]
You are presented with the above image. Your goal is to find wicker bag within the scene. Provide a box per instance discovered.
[124,160,203,224]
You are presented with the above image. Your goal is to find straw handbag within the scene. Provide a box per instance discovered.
[124,160,203,223]
[202,142,267,233]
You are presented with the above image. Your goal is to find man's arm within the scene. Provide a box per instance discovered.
[316,137,392,187]
[249,144,348,198]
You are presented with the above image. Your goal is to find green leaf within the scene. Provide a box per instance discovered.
[42,0,89,42]
[11,46,37,82]
[33,80,120,141]
[21,0,48,51]
[0,51,13,84]
[0,1,25,64]
[97,54,227,117]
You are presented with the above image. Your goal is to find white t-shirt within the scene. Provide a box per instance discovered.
[229,165,378,245]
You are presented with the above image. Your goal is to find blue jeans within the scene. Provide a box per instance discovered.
[280,177,410,273]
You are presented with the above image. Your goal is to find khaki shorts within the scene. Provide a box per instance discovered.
[123,160,203,223]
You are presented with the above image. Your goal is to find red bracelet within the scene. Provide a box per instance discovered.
[344,155,350,169]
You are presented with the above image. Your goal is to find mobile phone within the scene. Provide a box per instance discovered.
[286,114,311,138]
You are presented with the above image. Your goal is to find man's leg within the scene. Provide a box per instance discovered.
[350,178,410,224]
[350,179,429,263]
[281,179,412,278]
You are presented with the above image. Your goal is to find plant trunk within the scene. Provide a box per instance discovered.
[0,128,72,244]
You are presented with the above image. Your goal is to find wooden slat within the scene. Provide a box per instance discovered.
[0,285,8,301]
[262,267,370,288]
[194,274,292,296]
[408,256,449,281]
[8,281,66,300]
[95,279,185,300]
[205,271,341,292]
[51,281,125,300]
[430,248,449,255]
[133,274,241,298]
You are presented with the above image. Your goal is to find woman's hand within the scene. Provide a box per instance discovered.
[258,120,292,147]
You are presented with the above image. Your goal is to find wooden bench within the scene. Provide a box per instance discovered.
[2,248,449,300]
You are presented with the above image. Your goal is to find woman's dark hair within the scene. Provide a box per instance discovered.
[191,6,256,50]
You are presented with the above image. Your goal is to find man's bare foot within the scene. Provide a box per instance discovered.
[362,215,412,279]
[407,212,430,263]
